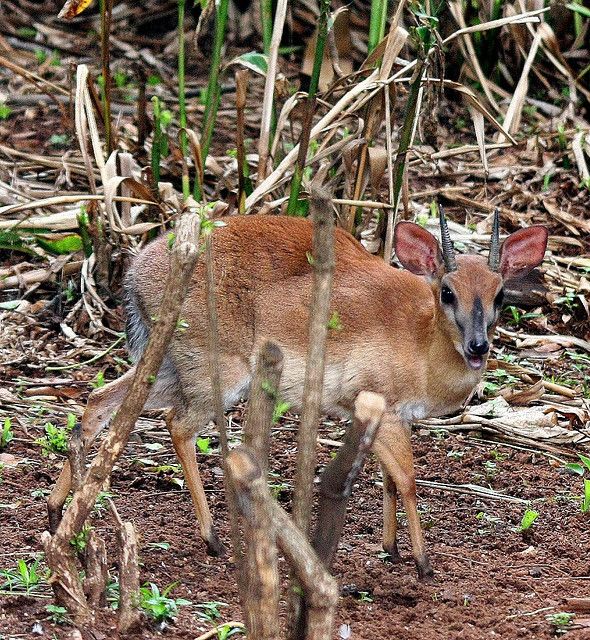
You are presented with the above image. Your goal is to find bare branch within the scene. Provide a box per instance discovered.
[203,233,243,563]
[228,447,338,640]
[243,341,284,476]
[292,184,335,534]
[290,184,335,638]
[313,392,385,568]
[228,447,280,640]
[43,212,201,624]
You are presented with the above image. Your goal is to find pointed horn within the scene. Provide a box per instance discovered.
[488,208,500,272]
[439,205,457,272]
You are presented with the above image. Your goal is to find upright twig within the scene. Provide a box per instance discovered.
[109,500,141,633]
[257,0,288,184]
[239,342,284,636]
[286,0,330,215]
[292,185,335,532]
[289,185,335,635]
[235,69,249,213]
[345,96,383,233]
[229,444,281,640]
[135,64,148,151]
[42,213,201,624]
[384,55,428,262]
[99,0,114,154]
[228,447,338,640]
[177,0,190,200]
[151,96,163,189]
[199,0,230,194]
[203,233,242,562]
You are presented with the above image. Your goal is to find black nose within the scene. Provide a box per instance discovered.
[468,339,489,355]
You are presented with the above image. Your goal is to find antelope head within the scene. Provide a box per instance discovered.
[394,208,549,371]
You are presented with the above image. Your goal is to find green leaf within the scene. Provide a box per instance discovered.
[0,230,37,256]
[0,103,12,120]
[582,479,590,513]
[0,301,21,310]
[34,234,83,255]
[519,509,539,531]
[272,400,291,424]
[566,2,590,18]
[327,310,343,331]
[230,51,268,75]
[578,453,590,473]
[196,437,212,454]
[565,462,585,476]
[147,541,171,551]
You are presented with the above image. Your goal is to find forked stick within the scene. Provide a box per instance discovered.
[289,183,335,636]
[227,447,338,640]
[312,391,386,568]
[292,184,335,534]
[240,341,284,637]
[42,213,201,623]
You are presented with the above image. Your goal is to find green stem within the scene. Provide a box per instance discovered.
[178,0,189,200]
[286,0,330,216]
[261,0,273,54]
[76,207,93,259]
[199,0,230,200]
[151,96,162,188]
[391,57,426,218]
[99,0,113,154]
[368,0,388,53]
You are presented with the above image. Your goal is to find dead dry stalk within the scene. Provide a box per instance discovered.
[228,447,339,640]
[203,234,243,562]
[312,391,385,568]
[239,341,284,635]
[289,184,335,636]
[109,500,141,633]
[42,212,201,624]
[292,184,335,534]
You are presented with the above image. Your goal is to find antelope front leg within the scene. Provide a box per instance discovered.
[381,463,402,563]
[373,414,433,581]
[166,411,227,557]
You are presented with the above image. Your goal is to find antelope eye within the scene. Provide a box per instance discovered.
[441,286,455,304]
[494,288,505,308]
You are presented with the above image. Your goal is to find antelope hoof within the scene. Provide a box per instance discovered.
[383,541,403,564]
[205,531,227,557]
[415,554,434,582]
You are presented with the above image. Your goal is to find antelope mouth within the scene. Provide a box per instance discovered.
[465,354,484,370]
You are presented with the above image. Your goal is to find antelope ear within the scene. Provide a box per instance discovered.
[500,226,548,282]
[394,222,443,277]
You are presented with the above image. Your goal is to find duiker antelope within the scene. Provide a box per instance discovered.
[48,203,548,580]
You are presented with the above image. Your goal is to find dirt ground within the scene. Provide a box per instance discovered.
[2,2,590,638]
[1,323,590,639]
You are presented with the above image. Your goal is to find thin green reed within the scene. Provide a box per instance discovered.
[178,0,190,200]
[197,0,230,200]
[286,0,331,215]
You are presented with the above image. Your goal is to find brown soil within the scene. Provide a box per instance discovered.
[1,343,589,639]
[1,4,589,639]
